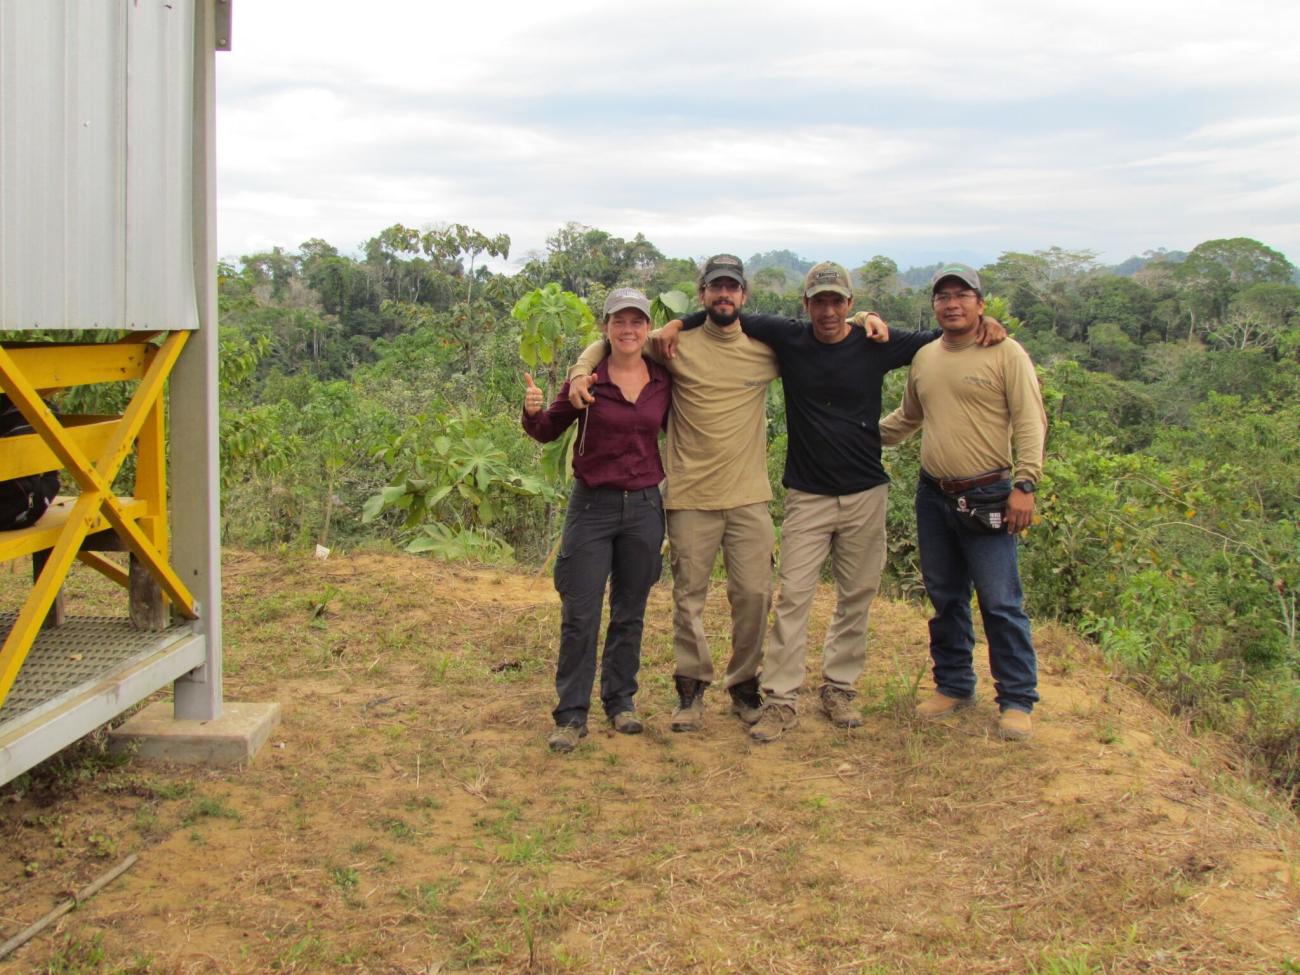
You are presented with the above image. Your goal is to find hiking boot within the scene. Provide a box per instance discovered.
[728,677,764,725]
[547,724,587,753]
[749,703,798,743]
[671,676,707,733]
[611,710,644,735]
[819,685,863,728]
[997,708,1033,741]
[915,691,976,720]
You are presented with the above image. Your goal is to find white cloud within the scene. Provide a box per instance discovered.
[215,1,1300,268]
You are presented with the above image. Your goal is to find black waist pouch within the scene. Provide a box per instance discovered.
[950,489,1010,534]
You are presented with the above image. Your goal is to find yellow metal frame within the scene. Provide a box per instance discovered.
[0,333,198,709]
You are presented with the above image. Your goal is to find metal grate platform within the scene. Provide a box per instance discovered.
[0,614,192,727]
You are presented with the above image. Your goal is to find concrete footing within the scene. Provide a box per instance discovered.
[108,700,281,765]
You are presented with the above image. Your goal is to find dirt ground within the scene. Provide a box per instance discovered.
[1,550,1298,974]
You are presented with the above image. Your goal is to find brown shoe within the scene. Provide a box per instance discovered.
[611,710,644,735]
[819,685,863,728]
[671,676,707,733]
[997,708,1033,741]
[547,724,587,753]
[915,691,976,720]
[749,703,798,743]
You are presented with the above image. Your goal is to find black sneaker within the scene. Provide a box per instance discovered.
[728,677,763,725]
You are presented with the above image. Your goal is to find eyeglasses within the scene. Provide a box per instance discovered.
[932,290,979,305]
[705,279,744,294]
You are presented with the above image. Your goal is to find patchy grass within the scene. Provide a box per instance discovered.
[1,549,1298,973]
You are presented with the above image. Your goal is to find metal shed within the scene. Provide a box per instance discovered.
[0,0,259,785]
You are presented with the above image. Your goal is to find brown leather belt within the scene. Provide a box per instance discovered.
[922,468,1011,495]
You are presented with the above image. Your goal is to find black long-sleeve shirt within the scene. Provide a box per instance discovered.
[681,311,938,495]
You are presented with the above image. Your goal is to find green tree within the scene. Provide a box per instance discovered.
[984,247,1098,337]
[854,255,900,310]
[1204,281,1300,351]
[1176,237,1296,338]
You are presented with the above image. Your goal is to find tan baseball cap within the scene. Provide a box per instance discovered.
[803,261,852,299]
[603,287,652,319]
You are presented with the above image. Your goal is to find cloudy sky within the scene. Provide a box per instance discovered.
[217,0,1300,273]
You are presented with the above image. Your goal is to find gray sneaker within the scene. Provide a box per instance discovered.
[749,703,798,743]
[547,724,587,753]
[819,685,863,729]
[611,710,644,735]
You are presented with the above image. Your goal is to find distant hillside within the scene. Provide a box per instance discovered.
[899,262,944,288]
[1108,249,1188,277]
[745,249,815,278]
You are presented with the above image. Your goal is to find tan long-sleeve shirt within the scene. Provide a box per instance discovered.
[878,333,1046,484]
[571,322,778,510]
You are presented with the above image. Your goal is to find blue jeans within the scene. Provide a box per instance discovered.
[552,483,665,727]
[915,477,1038,712]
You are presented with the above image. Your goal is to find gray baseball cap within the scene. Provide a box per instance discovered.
[803,261,853,299]
[603,287,652,320]
[930,262,982,295]
[699,253,747,288]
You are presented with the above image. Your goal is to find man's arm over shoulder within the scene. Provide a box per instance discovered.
[678,310,800,346]
[736,312,804,346]
[566,339,608,408]
[567,339,608,381]
[677,310,779,377]
[881,328,943,370]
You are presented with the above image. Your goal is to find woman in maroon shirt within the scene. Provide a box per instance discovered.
[523,288,672,752]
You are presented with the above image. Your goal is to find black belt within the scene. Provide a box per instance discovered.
[573,482,659,500]
[922,468,1010,495]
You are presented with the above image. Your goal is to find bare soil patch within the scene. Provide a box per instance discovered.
[2,550,1298,974]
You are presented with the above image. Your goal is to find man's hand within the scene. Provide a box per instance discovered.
[975,316,1008,346]
[567,372,596,410]
[650,319,684,360]
[1005,488,1034,534]
[523,372,544,417]
[848,312,890,342]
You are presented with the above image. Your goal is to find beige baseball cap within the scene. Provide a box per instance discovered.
[603,287,652,319]
[803,261,853,299]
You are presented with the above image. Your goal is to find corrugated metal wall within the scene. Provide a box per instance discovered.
[0,0,199,331]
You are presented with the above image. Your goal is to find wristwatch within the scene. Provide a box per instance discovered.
[1013,480,1036,494]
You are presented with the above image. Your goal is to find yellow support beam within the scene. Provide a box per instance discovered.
[0,418,119,482]
[3,343,150,389]
[76,551,131,588]
[0,497,148,563]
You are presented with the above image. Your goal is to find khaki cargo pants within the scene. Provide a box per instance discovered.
[761,485,887,708]
[666,503,774,689]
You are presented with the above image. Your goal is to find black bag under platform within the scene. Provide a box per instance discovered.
[0,394,61,531]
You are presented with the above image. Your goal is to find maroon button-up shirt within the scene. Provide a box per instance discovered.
[522,357,671,490]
